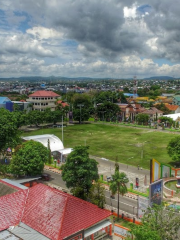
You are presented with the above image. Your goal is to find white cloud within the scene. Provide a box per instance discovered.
[27,26,64,40]
[124,5,137,18]
[0,0,180,77]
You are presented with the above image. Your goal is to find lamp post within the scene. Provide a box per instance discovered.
[99,111,106,124]
[77,104,84,124]
[62,114,63,144]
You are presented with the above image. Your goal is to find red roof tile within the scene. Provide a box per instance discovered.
[29,90,60,97]
[165,104,179,111]
[0,189,28,231]
[0,184,111,240]
[57,100,69,107]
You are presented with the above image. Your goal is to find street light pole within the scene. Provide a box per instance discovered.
[77,104,84,124]
[62,114,63,144]
[99,111,106,124]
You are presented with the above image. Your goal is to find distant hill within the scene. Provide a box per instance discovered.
[0,75,178,81]
[143,76,175,80]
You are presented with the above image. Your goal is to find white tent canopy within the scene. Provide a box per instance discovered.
[22,134,64,152]
[164,113,180,121]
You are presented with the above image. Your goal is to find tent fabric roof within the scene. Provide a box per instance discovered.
[29,90,60,97]
[0,184,111,240]
[22,134,64,152]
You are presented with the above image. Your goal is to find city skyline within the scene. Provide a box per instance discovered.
[0,0,180,78]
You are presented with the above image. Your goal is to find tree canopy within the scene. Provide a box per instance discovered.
[96,102,121,122]
[0,108,21,155]
[10,140,49,177]
[136,113,149,125]
[88,180,106,209]
[167,136,180,164]
[62,146,99,199]
[130,203,180,240]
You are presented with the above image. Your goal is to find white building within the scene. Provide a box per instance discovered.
[22,134,72,162]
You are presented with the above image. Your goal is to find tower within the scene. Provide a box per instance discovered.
[133,76,137,98]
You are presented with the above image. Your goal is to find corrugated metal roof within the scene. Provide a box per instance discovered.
[2,179,28,190]
[0,230,20,240]
[0,184,112,240]
[9,222,50,240]
[0,189,29,232]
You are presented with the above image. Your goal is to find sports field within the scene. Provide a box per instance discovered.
[22,123,178,169]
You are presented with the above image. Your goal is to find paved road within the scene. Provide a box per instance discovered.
[44,166,138,216]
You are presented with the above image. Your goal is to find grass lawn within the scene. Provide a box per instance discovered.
[21,123,177,169]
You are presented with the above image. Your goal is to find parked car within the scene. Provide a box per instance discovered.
[41,173,51,181]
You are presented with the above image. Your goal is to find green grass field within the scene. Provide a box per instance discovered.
[21,123,178,169]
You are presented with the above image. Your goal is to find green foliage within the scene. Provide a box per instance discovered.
[130,203,180,240]
[10,140,49,177]
[88,180,106,208]
[136,113,149,125]
[95,91,127,104]
[72,94,93,123]
[0,108,21,154]
[110,166,129,219]
[129,224,161,240]
[27,110,43,126]
[62,146,99,200]
[158,116,173,125]
[167,136,180,163]
[96,102,121,122]
[127,188,148,197]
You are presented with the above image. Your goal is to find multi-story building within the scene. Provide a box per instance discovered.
[26,90,60,111]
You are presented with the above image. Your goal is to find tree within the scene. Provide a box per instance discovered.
[158,116,174,126]
[62,146,99,200]
[73,93,93,123]
[136,113,149,125]
[96,102,121,122]
[10,140,49,177]
[27,110,43,126]
[0,108,21,156]
[128,224,161,240]
[109,168,129,220]
[129,203,180,240]
[167,136,180,164]
[88,180,106,208]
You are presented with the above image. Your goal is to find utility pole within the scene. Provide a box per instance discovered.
[62,114,63,144]
[77,104,84,124]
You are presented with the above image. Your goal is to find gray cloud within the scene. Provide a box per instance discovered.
[0,0,180,77]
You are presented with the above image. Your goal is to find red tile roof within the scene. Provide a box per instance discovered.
[29,90,60,97]
[165,104,179,111]
[0,184,111,240]
[56,100,69,107]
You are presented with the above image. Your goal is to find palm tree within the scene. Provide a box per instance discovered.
[110,171,129,220]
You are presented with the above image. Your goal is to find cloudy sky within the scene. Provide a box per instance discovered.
[0,0,180,78]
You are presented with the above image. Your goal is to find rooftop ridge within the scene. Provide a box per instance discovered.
[0,179,22,191]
